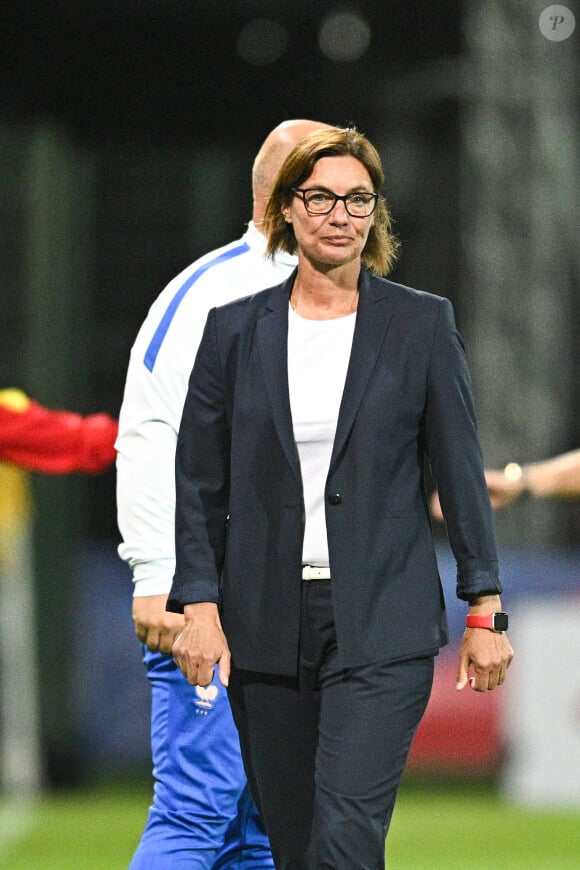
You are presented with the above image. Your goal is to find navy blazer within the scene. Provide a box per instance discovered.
[168,268,501,675]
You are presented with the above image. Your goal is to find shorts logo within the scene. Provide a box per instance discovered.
[194,684,219,710]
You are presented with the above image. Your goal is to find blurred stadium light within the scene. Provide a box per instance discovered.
[318,9,372,62]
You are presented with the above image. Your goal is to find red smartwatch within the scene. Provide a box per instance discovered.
[466,612,508,632]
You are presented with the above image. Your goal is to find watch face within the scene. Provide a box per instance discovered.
[494,612,508,632]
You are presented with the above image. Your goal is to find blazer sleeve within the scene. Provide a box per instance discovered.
[167,308,230,612]
[424,298,501,601]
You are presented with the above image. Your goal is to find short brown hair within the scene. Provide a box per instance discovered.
[262,127,399,276]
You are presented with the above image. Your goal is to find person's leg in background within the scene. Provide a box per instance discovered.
[212,785,274,870]
[129,649,273,869]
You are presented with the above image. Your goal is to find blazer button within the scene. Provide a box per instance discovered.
[328,493,342,505]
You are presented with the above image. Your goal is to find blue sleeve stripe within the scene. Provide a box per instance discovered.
[143,241,250,372]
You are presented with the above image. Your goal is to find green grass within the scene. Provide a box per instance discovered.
[0,780,150,870]
[0,778,578,868]
[388,781,580,868]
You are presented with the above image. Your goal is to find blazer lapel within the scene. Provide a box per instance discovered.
[330,270,395,471]
[256,275,303,487]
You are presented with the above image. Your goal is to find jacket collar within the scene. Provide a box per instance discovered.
[330,269,395,471]
[260,266,394,311]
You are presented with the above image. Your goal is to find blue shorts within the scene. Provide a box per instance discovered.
[129,649,274,869]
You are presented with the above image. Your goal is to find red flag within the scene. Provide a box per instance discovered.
[0,389,118,474]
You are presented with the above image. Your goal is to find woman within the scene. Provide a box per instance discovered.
[169,127,513,869]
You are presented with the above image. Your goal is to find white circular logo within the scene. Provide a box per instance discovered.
[539,5,576,41]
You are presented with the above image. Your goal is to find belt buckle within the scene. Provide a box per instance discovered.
[302,565,330,581]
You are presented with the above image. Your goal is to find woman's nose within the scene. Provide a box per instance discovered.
[329,199,349,222]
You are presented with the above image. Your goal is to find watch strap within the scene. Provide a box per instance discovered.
[466,612,508,632]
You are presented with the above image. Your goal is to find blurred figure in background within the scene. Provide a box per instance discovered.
[0,387,117,797]
[431,448,580,519]
[116,119,332,869]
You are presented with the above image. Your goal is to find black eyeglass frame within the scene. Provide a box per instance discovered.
[291,187,380,217]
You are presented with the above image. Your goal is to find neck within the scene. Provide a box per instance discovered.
[290,265,360,321]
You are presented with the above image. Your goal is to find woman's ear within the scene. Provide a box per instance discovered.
[281,203,292,223]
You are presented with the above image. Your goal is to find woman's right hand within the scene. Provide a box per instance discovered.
[172,601,231,687]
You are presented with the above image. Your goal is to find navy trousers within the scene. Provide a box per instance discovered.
[227,579,435,869]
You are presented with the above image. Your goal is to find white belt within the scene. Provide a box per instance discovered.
[302,565,331,581]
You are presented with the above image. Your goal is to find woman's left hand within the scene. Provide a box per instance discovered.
[456,628,514,692]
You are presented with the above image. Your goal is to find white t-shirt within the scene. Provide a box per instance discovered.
[116,223,297,596]
[287,305,356,566]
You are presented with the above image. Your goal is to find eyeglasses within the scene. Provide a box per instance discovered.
[292,187,380,217]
